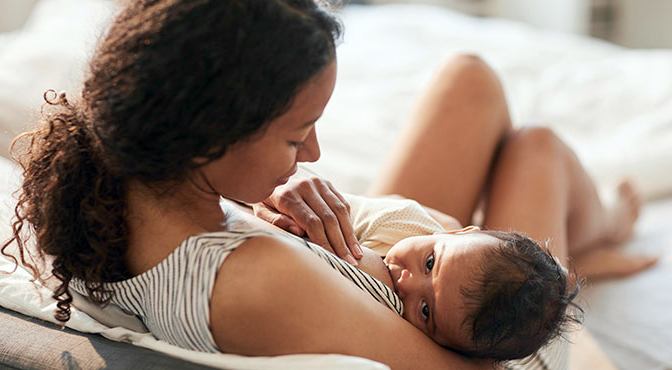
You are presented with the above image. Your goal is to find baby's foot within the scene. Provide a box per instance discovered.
[603,180,642,246]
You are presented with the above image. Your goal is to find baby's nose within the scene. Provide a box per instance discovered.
[396,269,413,298]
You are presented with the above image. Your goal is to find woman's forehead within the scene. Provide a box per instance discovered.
[268,60,337,132]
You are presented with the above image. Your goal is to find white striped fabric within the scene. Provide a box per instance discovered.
[70,229,403,352]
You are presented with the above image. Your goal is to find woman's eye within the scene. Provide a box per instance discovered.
[288,141,303,148]
[425,253,435,273]
[421,301,429,321]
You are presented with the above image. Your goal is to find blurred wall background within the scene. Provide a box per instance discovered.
[0,0,39,32]
[361,0,672,48]
[2,0,671,48]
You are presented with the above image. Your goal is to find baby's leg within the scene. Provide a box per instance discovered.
[483,127,655,278]
[368,54,512,225]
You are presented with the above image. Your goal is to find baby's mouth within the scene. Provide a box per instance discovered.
[387,264,401,293]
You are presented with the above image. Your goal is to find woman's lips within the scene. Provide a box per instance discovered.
[276,165,298,185]
[276,176,291,186]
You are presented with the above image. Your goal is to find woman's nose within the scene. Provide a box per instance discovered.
[296,127,321,163]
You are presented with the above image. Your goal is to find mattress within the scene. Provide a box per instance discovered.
[309,5,672,201]
[1,1,671,369]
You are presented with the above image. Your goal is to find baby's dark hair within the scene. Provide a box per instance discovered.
[458,230,582,360]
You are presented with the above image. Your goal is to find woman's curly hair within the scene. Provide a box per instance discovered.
[1,0,342,323]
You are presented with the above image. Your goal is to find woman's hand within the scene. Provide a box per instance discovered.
[252,170,364,265]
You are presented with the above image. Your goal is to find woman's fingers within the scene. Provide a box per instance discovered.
[268,176,361,265]
[321,181,362,258]
[300,180,362,263]
[252,203,305,236]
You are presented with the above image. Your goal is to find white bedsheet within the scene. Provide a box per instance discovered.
[1,2,671,369]
[581,197,672,370]
[309,4,672,201]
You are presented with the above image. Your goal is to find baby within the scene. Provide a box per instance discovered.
[345,194,579,361]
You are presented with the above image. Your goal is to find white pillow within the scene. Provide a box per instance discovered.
[0,0,114,159]
[0,156,20,238]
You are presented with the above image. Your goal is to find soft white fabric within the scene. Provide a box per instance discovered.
[580,197,672,370]
[307,4,672,201]
[2,2,672,197]
[0,0,114,158]
[0,156,20,237]
[1,2,672,369]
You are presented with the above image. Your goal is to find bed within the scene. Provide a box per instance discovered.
[1,1,671,369]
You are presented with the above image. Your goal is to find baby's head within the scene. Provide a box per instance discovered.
[384,227,581,360]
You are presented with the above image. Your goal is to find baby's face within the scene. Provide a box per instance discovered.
[384,230,499,351]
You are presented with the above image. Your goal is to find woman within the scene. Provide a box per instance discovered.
[1,1,491,369]
[1,1,653,369]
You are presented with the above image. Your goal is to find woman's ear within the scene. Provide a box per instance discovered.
[436,225,481,235]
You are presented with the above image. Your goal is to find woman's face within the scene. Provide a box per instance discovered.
[200,60,337,203]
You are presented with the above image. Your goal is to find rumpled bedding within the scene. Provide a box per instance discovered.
[1,1,672,369]
[309,5,672,201]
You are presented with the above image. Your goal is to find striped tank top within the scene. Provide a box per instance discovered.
[69,229,403,352]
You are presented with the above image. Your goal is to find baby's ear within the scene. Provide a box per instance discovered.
[435,225,481,235]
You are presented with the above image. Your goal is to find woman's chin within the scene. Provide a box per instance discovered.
[230,187,275,205]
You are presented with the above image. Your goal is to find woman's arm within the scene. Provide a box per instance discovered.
[210,235,492,370]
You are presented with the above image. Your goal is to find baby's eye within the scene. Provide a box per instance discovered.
[425,253,435,273]
[421,301,429,321]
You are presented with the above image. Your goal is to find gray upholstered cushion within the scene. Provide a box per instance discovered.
[0,306,215,370]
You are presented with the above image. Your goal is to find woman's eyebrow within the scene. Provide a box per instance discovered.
[294,117,319,131]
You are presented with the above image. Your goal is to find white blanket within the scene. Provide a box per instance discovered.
[1,2,672,369]
[308,5,672,201]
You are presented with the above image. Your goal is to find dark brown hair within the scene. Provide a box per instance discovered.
[458,231,582,361]
[2,0,341,323]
